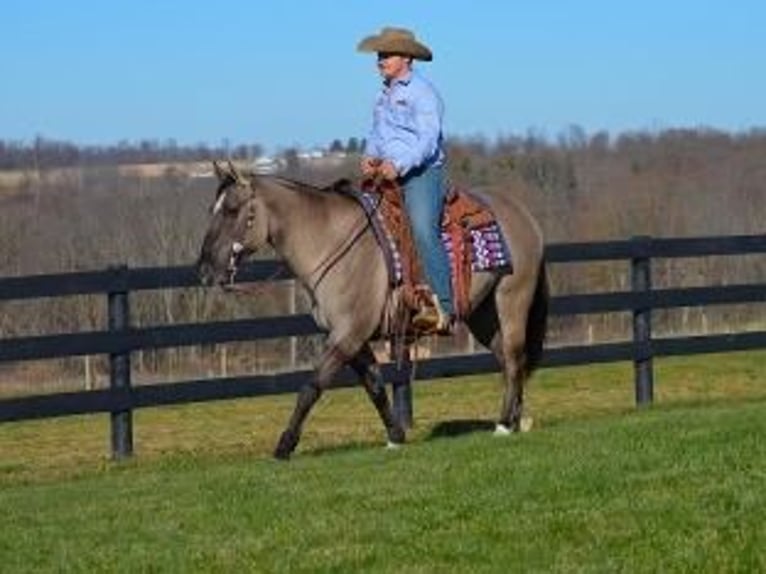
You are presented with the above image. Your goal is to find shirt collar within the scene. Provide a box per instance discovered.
[385,69,414,88]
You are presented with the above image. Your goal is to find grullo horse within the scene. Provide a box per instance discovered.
[197,161,548,459]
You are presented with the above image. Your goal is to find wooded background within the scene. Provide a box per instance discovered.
[1,128,764,395]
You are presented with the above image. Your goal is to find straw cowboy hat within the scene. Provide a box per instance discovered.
[357,27,433,61]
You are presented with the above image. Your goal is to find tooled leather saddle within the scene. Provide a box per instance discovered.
[332,178,513,324]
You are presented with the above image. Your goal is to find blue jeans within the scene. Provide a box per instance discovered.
[401,164,454,316]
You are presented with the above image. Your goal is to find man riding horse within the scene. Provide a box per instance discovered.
[358,27,455,335]
[195,28,548,459]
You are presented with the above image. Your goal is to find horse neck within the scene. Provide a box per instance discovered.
[260,178,362,287]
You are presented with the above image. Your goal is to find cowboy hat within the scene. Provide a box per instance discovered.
[357,27,433,61]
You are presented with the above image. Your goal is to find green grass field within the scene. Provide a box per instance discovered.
[1,351,765,572]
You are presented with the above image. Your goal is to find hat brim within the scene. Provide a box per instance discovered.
[357,36,433,61]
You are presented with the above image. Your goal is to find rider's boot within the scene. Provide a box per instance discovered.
[412,294,455,336]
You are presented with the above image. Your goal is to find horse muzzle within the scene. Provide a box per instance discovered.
[197,242,252,288]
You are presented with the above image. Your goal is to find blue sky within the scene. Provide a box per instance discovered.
[3,1,765,152]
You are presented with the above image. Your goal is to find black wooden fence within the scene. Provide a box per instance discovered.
[1,234,764,459]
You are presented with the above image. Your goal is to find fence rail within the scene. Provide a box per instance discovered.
[1,234,765,459]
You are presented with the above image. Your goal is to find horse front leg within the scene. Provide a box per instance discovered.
[274,344,348,460]
[349,344,406,447]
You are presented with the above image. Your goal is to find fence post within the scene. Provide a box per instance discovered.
[631,236,654,406]
[108,264,133,459]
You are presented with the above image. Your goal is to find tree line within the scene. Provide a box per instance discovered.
[0,137,264,171]
[0,135,373,171]
[0,127,764,394]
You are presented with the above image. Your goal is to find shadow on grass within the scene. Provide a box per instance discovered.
[303,419,499,458]
[301,439,382,459]
[426,419,496,440]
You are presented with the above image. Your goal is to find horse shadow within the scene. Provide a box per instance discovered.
[425,419,496,440]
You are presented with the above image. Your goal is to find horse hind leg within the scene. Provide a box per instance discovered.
[466,283,532,435]
[495,280,536,434]
[495,342,531,435]
[350,344,406,447]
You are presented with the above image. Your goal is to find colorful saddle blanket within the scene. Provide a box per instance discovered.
[355,191,512,281]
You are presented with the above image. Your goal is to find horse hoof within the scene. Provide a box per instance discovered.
[273,450,291,461]
[520,416,534,433]
[389,426,406,445]
[386,441,403,450]
[274,430,298,460]
[494,416,534,436]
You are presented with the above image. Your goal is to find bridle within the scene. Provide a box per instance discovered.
[210,175,264,289]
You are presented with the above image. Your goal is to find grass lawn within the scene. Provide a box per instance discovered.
[1,351,764,485]
[0,351,764,572]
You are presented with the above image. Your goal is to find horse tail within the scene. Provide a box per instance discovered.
[524,258,549,377]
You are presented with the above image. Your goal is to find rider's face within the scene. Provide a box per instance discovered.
[377,53,411,81]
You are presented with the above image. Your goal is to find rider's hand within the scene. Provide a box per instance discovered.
[378,160,399,181]
[360,156,380,177]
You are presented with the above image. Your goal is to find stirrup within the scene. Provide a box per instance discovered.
[412,296,455,336]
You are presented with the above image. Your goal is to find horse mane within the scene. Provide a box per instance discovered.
[261,174,357,200]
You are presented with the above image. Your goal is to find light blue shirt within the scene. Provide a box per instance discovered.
[364,69,445,177]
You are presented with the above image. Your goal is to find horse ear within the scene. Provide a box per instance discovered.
[227,160,249,186]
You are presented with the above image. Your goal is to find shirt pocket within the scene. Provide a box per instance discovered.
[389,99,414,130]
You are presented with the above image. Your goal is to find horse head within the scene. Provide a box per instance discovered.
[197,160,269,286]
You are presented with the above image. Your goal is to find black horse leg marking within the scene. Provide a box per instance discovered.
[350,345,405,445]
[274,344,349,460]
